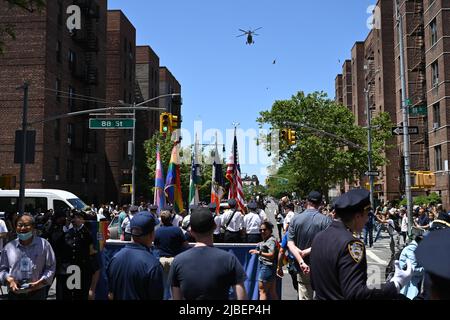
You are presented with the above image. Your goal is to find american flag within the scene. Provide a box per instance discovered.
[226,130,245,212]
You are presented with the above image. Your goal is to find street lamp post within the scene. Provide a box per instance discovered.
[365,85,375,210]
[119,93,180,205]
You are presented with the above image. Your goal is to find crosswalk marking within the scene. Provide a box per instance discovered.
[366,249,388,265]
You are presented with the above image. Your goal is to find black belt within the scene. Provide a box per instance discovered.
[225,230,240,233]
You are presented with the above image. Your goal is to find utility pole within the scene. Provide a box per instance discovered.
[18,82,29,215]
[365,85,375,209]
[396,0,414,239]
[131,102,136,205]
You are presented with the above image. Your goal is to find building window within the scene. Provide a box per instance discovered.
[435,145,442,171]
[68,50,76,72]
[67,123,75,146]
[68,86,75,111]
[124,37,127,52]
[433,102,440,128]
[430,19,437,46]
[56,41,62,62]
[56,79,61,101]
[54,119,60,142]
[431,61,439,86]
[93,164,97,182]
[124,60,127,79]
[55,157,60,176]
[57,0,63,26]
[66,160,74,183]
[82,163,89,183]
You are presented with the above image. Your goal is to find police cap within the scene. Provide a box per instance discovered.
[307,191,322,204]
[227,199,237,208]
[148,204,158,211]
[130,212,156,237]
[208,202,217,211]
[163,205,174,212]
[333,189,370,215]
[247,201,257,210]
[415,228,450,281]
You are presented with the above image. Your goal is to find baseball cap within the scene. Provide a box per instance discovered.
[190,207,216,233]
[227,199,237,208]
[307,191,322,204]
[130,212,156,237]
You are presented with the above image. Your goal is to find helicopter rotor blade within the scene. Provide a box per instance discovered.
[238,29,248,33]
[253,33,260,36]
[253,27,263,32]
[236,34,246,37]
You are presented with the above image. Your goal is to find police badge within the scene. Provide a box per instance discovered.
[348,241,364,263]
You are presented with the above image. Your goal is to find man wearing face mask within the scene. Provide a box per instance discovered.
[0,214,56,300]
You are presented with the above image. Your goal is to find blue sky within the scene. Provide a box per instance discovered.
[108,0,376,183]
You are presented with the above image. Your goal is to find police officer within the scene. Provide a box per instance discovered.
[243,201,262,243]
[107,212,164,300]
[221,199,244,243]
[415,228,450,299]
[310,189,413,300]
[59,210,95,300]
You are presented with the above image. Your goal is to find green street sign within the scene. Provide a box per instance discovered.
[89,118,135,129]
[405,98,411,106]
[409,105,427,116]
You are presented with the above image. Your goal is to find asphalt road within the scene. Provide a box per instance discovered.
[262,199,403,300]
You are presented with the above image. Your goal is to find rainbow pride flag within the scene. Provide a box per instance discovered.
[164,143,184,214]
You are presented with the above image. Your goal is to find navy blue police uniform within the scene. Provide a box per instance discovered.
[415,228,450,299]
[107,212,164,300]
[310,189,404,300]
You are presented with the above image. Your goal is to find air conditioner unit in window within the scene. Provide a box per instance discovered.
[55,175,60,181]
[81,178,86,183]
[433,123,439,130]
[67,137,72,145]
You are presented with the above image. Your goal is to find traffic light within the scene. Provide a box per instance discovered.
[120,184,132,194]
[410,171,436,188]
[160,112,171,134]
[280,129,288,143]
[288,129,297,145]
[171,114,179,129]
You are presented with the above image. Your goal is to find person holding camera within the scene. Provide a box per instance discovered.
[0,214,56,300]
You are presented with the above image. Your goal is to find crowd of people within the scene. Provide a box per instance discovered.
[0,191,449,301]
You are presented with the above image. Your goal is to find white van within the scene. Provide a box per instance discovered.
[0,189,87,215]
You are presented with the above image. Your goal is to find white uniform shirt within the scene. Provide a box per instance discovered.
[0,219,8,251]
[401,215,408,232]
[221,209,243,232]
[243,212,262,234]
[283,210,295,231]
[122,215,134,234]
[258,209,267,222]
[172,214,183,227]
[214,215,222,235]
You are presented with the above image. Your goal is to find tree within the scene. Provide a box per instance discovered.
[0,0,46,54]
[257,91,394,202]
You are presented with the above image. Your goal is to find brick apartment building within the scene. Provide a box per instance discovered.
[422,0,450,206]
[134,46,161,201]
[159,66,182,125]
[336,0,450,207]
[336,0,400,203]
[104,10,136,204]
[0,0,107,205]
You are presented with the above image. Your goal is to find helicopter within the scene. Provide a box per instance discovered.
[236,27,262,45]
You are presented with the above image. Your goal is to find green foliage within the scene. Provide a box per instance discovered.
[257,91,394,200]
[399,192,442,207]
[1,0,46,54]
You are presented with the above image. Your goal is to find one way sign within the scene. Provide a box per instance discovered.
[391,126,419,135]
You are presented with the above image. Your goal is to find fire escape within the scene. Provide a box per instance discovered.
[70,0,100,155]
[407,0,428,170]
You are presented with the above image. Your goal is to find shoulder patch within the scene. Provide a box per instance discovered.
[347,241,365,263]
